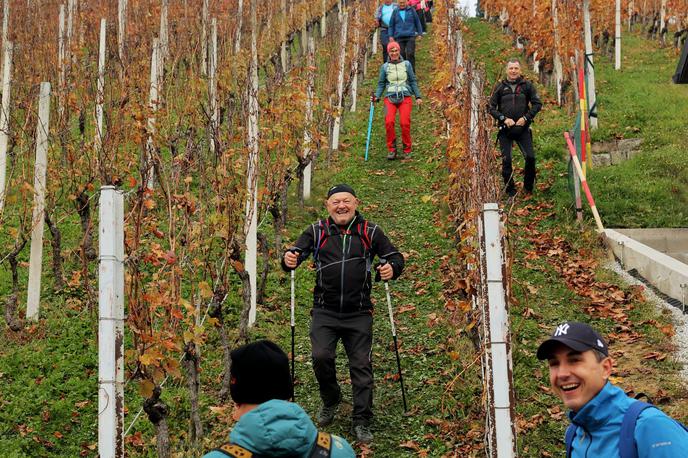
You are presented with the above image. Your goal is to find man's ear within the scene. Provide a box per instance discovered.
[601,356,613,379]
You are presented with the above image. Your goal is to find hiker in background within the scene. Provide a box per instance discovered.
[537,321,688,457]
[372,41,422,160]
[282,184,404,444]
[488,58,542,197]
[375,0,397,63]
[388,0,422,72]
[408,0,428,35]
[203,340,354,457]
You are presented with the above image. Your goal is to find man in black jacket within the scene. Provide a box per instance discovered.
[282,184,404,444]
[489,58,543,196]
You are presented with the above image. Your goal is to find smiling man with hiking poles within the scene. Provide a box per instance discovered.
[282,184,405,444]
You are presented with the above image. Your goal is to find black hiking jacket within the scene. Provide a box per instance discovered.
[488,76,542,128]
[282,212,404,313]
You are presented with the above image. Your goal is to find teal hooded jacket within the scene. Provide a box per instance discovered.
[203,399,355,457]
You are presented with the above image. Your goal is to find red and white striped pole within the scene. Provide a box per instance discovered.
[565,132,604,232]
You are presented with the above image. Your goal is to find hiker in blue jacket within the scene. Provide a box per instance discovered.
[537,321,688,458]
[203,340,354,458]
[375,0,397,63]
[388,0,422,71]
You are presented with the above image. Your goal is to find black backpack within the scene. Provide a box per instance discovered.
[212,431,333,458]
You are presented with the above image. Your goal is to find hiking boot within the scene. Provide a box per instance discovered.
[387,150,397,160]
[317,396,341,427]
[352,424,373,444]
[506,187,517,197]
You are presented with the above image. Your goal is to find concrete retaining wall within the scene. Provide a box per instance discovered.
[605,229,688,307]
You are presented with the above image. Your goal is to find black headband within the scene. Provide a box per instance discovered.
[327,184,356,198]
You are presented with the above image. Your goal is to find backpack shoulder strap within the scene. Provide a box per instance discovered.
[213,443,255,458]
[313,219,329,261]
[309,431,332,458]
[620,401,654,458]
[564,423,577,458]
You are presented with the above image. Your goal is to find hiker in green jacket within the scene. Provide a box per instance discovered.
[372,41,422,160]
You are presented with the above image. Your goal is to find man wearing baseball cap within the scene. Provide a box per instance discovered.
[203,340,354,457]
[282,184,404,443]
[537,321,688,457]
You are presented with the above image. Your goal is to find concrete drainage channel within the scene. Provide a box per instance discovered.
[605,228,688,380]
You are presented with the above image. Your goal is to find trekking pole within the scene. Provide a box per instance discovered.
[290,268,295,399]
[364,99,375,161]
[379,259,408,412]
[288,248,300,401]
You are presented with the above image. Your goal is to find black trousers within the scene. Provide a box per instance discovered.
[310,308,373,426]
[396,36,416,72]
[380,28,390,63]
[498,128,536,192]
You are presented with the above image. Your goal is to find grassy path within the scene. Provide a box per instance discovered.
[251,28,469,456]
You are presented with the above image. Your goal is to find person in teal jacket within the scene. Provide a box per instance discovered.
[203,340,355,458]
[372,41,422,159]
[537,321,688,458]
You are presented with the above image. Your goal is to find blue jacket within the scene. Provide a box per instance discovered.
[388,7,422,39]
[567,382,688,457]
[203,400,355,458]
[374,60,422,100]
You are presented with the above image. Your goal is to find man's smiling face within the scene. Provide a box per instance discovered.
[326,192,358,226]
[547,343,612,412]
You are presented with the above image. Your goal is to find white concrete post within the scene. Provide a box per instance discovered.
[201,0,208,75]
[552,0,562,105]
[98,186,125,458]
[58,4,66,106]
[350,16,360,113]
[234,0,244,54]
[95,19,106,155]
[146,39,160,189]
[629,0,634,32]
[159,0,169,61]
[245,0,259,326]
[331,12,348,152]
[660,0,667,44]
[303,35,315,201]
[321,0,327,38]
[26,82,51,322]
[0,41,12,215]
[615,0,621,70]
[482,203,516,458]
[454,29,464,87]
[583,0,598,129]
[117,0,127,63]
[209,18,218,155]
[280,0,288,72]
[372,28,378,55]
[469,69,480,153]
[2,0,8,52]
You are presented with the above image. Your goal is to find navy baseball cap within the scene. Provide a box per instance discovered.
[536,321,609,360]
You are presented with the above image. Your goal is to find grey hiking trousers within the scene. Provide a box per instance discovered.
[310,307,374,426]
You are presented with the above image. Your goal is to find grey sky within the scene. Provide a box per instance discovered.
[456,0,476,16]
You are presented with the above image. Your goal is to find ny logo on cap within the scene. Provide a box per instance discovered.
[554,323,570,337]
[597,339,604,348]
